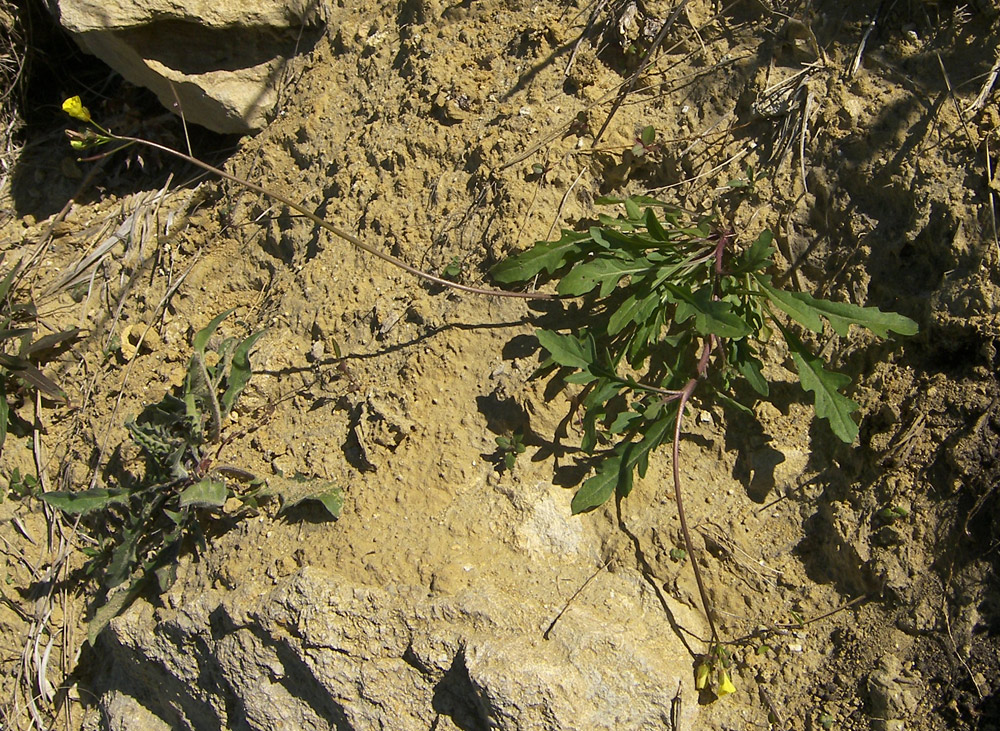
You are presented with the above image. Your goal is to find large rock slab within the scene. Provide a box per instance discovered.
[53,0,326,133]
[88,567,702,730]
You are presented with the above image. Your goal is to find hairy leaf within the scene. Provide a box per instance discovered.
[41,488,129,514]
[178,477,228,509]
[733,230,774,273]
[221,330,266,416]
[88,579,143,645]
[192,309,235,355]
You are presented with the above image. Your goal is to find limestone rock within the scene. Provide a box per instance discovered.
[89,566,702,730]
[53,0,326,133]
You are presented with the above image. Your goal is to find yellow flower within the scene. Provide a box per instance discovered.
[695,662,710,690]
[717,670,736,698]
[62,96,91,123]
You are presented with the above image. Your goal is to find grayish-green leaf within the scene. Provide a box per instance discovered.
[221,329,266,415]
[41,488,129,514]
[192,309,235,355]
[178,477,228,509]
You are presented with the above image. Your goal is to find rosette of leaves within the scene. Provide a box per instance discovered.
[42,311,341,643]
[493,194,917,660]
[493,195,917,514]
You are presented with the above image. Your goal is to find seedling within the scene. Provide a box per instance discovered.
[876,505,909,523]
[632,124,661,158]
[495,431,527,470]
[493,195,917,683]
[4,467,38,501]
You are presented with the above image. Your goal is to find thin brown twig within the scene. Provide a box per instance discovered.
[109,134,552,301]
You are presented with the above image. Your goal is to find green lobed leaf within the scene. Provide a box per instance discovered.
[41,487,129,514]
[536,329,596,371]
[571,454,622,514]
[556,256,650,297]
[608,290,659,336]
[178,477,228,509]
[788,341,860,443]
[580,379,623,453]
[571,410,675,513]
[756,276,823,332]
[733,230,774,273]
[732,340,769,396]
[668,285,751,339]
[787,292,918,338]
[491,230,589,283]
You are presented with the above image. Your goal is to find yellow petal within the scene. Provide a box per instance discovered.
[717,670,736,697]
[62,96,91,123]
[695,663,710,690]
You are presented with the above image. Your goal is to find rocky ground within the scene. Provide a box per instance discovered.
[1,0,999,729]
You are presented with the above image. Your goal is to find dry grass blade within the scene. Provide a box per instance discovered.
[966,51,1000,117]
[44,179,188,296]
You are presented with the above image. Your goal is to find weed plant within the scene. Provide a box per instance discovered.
[493,195,917,693]
[42,311,341,642]
[0,254,77,453]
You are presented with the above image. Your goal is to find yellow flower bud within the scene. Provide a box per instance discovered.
[717,670,736,697]
[695,662,710,690]
[62,96,91,123]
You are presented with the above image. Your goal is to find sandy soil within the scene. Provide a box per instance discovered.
[2,0,999,728]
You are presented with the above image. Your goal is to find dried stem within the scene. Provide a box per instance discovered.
[107,133,553,301]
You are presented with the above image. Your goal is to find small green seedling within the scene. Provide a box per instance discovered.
[876,505,909,523]
[4,467,39,501]
[632,125,660,158]
[495,431,527,470]
[442,257,464,280]
[669,547,687,562]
